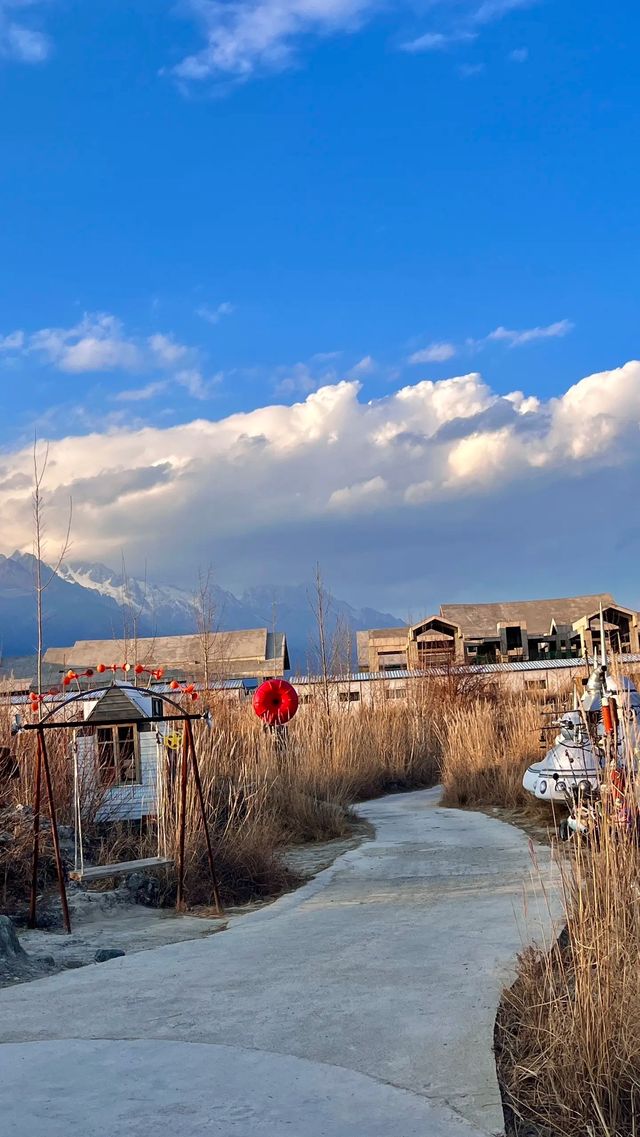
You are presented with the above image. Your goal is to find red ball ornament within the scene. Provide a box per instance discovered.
[191,691,199,701]
[85,669,94,677]
[134,663,144,675]
[97,663,106,674]
[170,680,180,691]
[63,676,71,686]
[155,668,164,679]
[252,679,299,727]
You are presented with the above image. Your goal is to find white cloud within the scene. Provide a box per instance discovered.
[28,314,143,373]
[148,333,190,366]
[458,61,484,77]
[349,354,376,376]
[3,362,640,611]
[173,0,377,81]
[401,30,476,54]
[0,330,24,350]
[0,313,223,400]
[472,0,534,25]
[0,3,51,64]
[487,319,574,347]
[413,319,574,360]
[409,342,457,364]
[170,0,535,84]
[328,474,388,511]
[509,46,528,62]
[116,381,169,403]
[196,301,235,325]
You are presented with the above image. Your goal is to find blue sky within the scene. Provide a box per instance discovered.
[0,0,639,613]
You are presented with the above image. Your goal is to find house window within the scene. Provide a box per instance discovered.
[339,691,360,702]
[525,679,547,691]
[386,687,407,700]
[97,725,140,786]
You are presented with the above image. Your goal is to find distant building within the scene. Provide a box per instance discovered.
[357,595,640,671]
[44,628,289,681]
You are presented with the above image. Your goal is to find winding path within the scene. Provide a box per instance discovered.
[0,788,556,1137]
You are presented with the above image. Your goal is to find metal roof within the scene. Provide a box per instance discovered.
[8,676,251,707]
[292,655,640,684]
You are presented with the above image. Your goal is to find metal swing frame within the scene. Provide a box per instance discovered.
[23,683,223,934]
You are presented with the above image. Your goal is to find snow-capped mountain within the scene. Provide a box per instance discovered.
[0,554,402,667]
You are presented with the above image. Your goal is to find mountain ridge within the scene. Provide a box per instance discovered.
[0,554,402,669]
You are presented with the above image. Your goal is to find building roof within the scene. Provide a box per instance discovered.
[440,594,616,638]
[45,628,289,676]
[85,685,147,724]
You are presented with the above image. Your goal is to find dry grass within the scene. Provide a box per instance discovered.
[497,793,640,1137]
[0,692,441,911]
[171,696,441,905]
[438,696,541,810]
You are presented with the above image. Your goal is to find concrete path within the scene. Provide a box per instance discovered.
[0,788,557,1137]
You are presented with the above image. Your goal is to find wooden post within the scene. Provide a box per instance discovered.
[185,718,223,916]
[175,724,189,910]
[39,728,72,935]
[28,731,44,929]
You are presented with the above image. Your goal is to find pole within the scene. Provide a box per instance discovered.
[28,731,43,928]
[185,718,223,916]
[176,724,189,910]
[39,728,72,935]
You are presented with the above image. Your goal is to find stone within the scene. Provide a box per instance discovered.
[94,949,126,963]
[125,872,160,907]
[0,916,26,962]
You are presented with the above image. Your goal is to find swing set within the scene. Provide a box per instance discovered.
[22,680,223,934]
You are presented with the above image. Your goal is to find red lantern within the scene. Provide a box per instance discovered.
[170,679,180,691]
[97,663,106,674]
[252,679,299,727]
[135,663,144,675]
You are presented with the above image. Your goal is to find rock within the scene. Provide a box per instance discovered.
[125,871,160,906]
[94,948,125,963]
[0,915,26,961]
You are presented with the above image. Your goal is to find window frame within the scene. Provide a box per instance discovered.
[96,724,142,787]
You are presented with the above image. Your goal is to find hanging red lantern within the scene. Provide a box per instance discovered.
[252,679,299,726]
[97,663,106,674]
[170,679,181,691]
[134,663,145,675]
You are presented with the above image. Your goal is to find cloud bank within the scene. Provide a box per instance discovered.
[2,361,640,610]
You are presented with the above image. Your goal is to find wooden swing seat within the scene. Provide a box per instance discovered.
[69,856,174,883]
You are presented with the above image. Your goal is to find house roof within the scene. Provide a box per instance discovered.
[440,594,616,638]
[85,685,147,724]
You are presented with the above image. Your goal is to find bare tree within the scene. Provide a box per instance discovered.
[330,612,353,676]
[308,563,333,722]
[32,437,72,702]
[192,566,227,690]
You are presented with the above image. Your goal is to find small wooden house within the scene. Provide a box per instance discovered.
[75,684,170,823]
